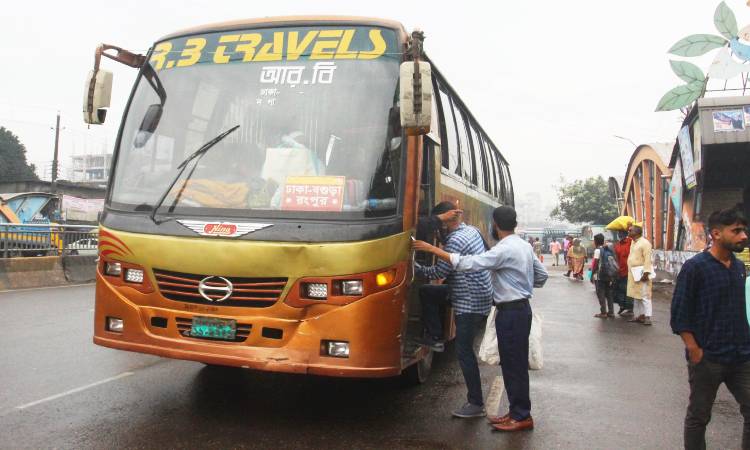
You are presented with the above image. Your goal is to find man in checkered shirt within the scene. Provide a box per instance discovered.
[415,201,493,419]
[671,208,750,449]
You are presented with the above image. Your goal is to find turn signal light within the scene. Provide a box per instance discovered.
[376,270,396,287]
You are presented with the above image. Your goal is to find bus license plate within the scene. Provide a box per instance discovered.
[191,317,236,340]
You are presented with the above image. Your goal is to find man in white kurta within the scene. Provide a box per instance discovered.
[626,224,653,326]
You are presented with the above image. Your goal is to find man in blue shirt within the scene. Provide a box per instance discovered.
[414,205,548,432]
[415,201,493,419]
[670,208,749,450]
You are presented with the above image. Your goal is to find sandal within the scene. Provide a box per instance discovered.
[607,313,615,319]
[594,313,608,318]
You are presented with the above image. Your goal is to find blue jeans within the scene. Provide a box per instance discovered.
[496,300,533,420]
[455,313,487,407]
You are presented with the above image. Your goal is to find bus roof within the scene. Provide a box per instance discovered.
[157,16,408,42]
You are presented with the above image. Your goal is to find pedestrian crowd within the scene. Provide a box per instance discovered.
[410,200,749,447]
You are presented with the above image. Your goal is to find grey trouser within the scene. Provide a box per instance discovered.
[685,358,750,450]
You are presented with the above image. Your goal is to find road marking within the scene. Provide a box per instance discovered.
[485,375,505,416]
[15,372,134,410]
[0,283,93,294]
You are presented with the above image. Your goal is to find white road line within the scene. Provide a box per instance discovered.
[485,375,505,416]
[15,372,134,410]
[0,283,94,294]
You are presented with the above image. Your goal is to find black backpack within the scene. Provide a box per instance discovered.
[599,246,619,280]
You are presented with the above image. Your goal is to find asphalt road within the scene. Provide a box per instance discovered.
[0,259,745,449]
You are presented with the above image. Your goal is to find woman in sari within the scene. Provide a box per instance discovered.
[568,238,587,280]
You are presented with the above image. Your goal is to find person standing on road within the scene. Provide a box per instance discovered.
[670,208,750,450]
[626,224,653,326]
[533,238,543,262]
[414,201,494,419]
[590,233,615,319]
[563,236,572,276]
[550,239,562,266]
[613,229,635,316]
[413,206,548,433]
[569,238,587,280]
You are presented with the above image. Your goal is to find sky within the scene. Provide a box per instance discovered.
[0,0,745,207]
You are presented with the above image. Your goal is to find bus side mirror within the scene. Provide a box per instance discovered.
[83,69,113,125]
[399,61,432,135]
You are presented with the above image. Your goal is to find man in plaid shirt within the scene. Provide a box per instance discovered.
[671,208,749,449]
[415,201,493,419]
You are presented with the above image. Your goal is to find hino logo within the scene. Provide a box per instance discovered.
[198,276,233,302]
[177,220,273,237]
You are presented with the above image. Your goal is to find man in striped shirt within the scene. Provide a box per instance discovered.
[415,201,493,418]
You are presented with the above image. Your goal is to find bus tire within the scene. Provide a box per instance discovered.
[402,350,433,385]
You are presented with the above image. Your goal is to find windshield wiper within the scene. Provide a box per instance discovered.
[148,125,240,224]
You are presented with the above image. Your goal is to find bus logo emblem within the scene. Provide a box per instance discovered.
[198,276,233,302]
[204,223,237,236]
[177,220,273,237]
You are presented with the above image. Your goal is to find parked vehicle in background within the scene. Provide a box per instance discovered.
[580,224,616,257]
[68,237,99,256]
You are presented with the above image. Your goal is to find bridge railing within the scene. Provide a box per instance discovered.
[0,224,98,258]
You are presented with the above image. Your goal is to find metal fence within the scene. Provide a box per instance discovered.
[0,224,98,258]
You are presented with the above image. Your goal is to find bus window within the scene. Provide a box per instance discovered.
[455,108,474,184]
[469,124,486,192]
[482,135,497,197]
[437,84,459,175]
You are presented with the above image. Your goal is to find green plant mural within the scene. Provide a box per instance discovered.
[656,1,750,111]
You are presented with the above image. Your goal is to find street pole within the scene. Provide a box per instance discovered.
[51,112,60,192]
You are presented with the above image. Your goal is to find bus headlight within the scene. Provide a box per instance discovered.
[376,270,396,287]
[340,280,363,296]
[323,340,350,358]
[125,268,144,283]
[106,317,124,333]
[105,262,122,276]
[303,282,328,299]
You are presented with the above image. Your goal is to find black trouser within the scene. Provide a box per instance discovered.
[419,284,450,339]
[496,299,533,421]
[595,279,615,314]
[685,358,750,450]
[455,313,487,407]
[613,275,634,310]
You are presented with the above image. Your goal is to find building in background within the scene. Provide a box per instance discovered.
[618,96,750,278]
[68,153,112,186]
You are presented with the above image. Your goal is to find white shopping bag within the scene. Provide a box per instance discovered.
[529,312,543,370]
[478,307,500,365]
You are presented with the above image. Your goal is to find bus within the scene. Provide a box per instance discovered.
[84,16,513,382]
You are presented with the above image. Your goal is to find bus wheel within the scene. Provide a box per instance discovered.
[402,350,433,385]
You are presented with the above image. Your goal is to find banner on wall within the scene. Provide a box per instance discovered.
[61,195,104,222]
[669,160,683,218]
[678,125,697,189]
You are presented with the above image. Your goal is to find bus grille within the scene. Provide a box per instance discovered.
[153,269,287,308]
[175,317,252,342]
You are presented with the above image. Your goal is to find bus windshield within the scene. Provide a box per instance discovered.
[110,26,402,219]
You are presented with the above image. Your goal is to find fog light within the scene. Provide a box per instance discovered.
[341,280,363,296]
[376,270,396,287]
[105,262,122,276]
[106,317,123,333]
[324,340,350,358]
[305,282,328,299]
[125,268,144,283]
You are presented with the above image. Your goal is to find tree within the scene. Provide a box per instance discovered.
[0,126,39,182]
[551,176,618,224]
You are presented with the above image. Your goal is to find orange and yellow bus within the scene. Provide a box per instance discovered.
[84,16,513,382]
